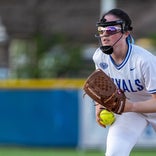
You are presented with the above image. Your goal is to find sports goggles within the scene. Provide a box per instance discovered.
[98,26,122,36]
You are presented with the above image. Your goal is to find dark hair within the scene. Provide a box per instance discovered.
[100,8,133,31]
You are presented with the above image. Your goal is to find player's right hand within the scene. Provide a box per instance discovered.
[95,103,106,128]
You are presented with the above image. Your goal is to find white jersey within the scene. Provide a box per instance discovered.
[93,43,156,103]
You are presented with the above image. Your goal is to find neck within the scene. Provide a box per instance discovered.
[111,43,128,65]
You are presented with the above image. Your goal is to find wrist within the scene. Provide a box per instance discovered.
[124,100,134,112]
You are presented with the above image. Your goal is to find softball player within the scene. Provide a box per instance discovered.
[94,8,156,156]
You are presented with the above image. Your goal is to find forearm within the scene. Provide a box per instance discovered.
[124,98,156,113]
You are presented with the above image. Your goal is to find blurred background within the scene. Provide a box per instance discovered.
[0,0,156,155]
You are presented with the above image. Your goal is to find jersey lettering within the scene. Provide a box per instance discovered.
[112,78,144,92]
[123,80,130,92]
[135,79,144,91]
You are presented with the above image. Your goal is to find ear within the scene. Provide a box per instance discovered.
[124,31,130,37]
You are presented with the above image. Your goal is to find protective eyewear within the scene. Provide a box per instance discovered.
[98,26,121,36]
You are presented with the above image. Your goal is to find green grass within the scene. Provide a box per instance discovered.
[0,147,155,156]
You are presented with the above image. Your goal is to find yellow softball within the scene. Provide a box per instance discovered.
[99,110,115,126]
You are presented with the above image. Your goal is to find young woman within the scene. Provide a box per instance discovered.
[93,8,156,156]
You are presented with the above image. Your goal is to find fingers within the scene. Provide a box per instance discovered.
[95,104,106,128]
[96,109,106,128]
[96,117,106,128]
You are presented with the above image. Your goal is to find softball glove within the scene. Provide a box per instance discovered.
[83,69,126,114]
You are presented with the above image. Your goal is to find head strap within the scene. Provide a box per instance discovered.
[96,20,124,27]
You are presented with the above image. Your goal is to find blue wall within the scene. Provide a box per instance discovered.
[0,89,79,147]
